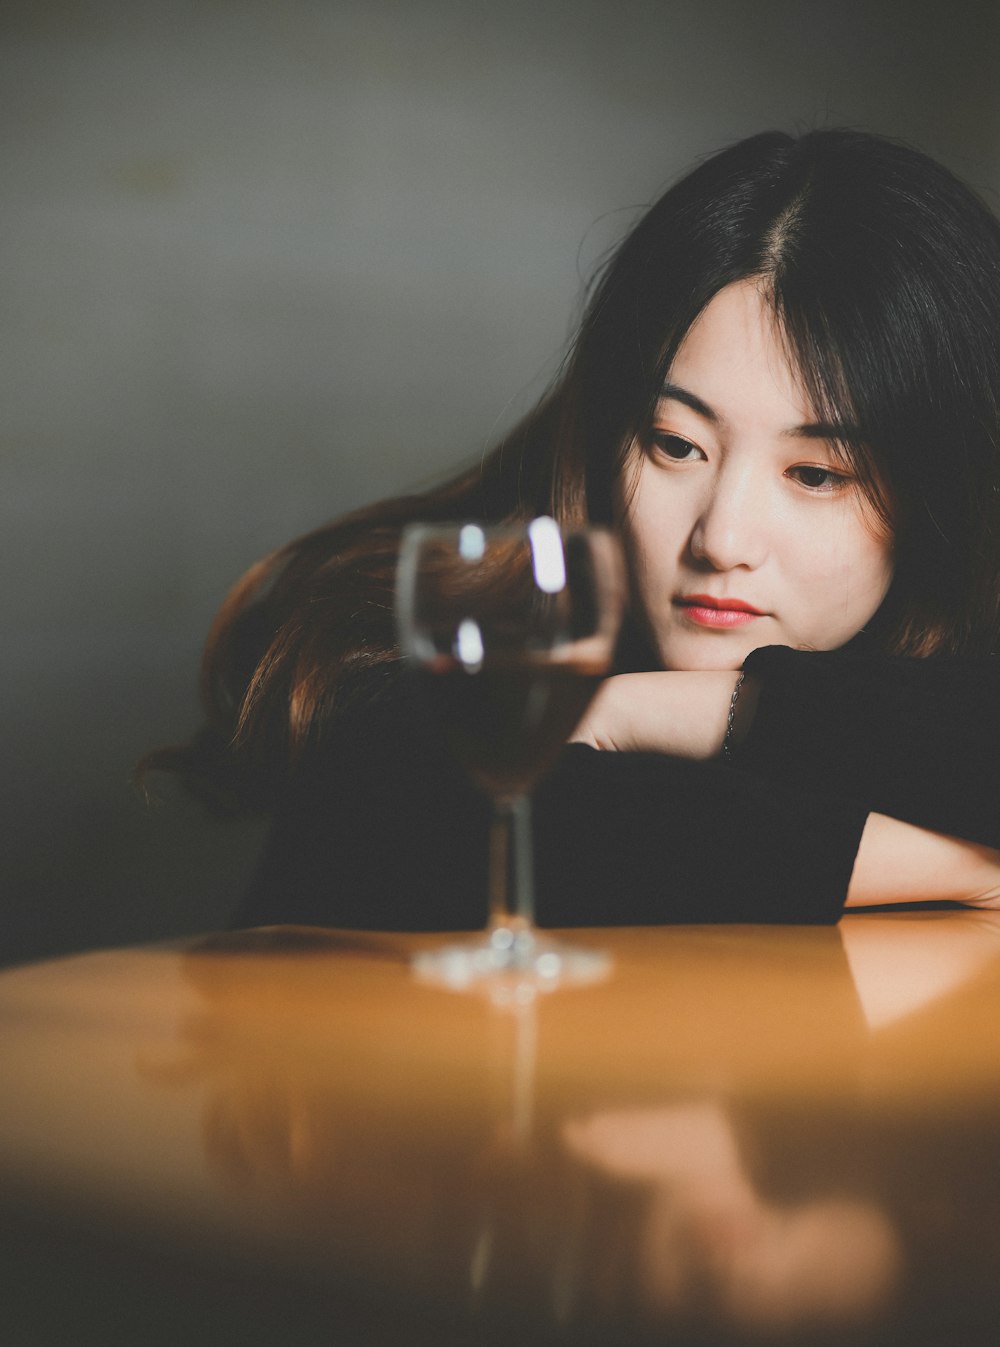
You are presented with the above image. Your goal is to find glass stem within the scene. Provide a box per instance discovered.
[489,794,535,932]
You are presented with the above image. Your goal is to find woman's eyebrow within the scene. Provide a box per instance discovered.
[785,420,864,442]
[658,383,718,421]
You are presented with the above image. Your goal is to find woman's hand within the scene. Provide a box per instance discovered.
[570,670,757,760]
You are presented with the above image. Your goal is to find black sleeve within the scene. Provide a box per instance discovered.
[738,646,1000,849]
[234,671,867,932]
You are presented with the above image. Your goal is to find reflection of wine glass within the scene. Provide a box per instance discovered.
[396,517,624,989]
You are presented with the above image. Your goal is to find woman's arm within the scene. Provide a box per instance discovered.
[570,670,749,758]
[235,673,863,931]
[568,655,1000,910]
[233,656,1000,933]
[847,814,1000,909]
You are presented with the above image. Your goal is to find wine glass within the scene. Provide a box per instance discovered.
[395,516,624,990]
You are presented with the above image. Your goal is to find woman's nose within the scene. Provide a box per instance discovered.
[688,471,769,571]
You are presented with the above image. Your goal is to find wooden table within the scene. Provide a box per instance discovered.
[2,912,1000,1345]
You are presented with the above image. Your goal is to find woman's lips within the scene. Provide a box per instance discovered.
[675,595,765,628]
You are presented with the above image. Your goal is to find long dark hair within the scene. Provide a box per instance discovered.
[149,128,1000,809]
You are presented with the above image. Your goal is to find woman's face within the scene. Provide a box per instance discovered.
[616,280,894,671]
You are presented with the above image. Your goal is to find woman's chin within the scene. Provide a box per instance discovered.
[659,633,763,673]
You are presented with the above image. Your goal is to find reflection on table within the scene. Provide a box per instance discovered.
[1,910,1000,1345]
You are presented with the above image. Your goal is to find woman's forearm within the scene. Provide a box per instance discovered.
[846,813,1000,909]
[571,671,754,758]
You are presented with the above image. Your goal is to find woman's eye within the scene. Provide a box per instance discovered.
[787,464,850,492]
[649,432,704,463]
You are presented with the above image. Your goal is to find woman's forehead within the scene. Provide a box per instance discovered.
[664,281,819,435]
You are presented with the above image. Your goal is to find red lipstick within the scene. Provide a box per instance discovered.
[675,594,765,628]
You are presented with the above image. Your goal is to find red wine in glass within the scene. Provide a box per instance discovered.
[396,518,624,989]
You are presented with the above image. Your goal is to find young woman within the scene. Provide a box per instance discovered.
[154,128,1000,930]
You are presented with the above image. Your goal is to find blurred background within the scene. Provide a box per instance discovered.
[2,0,997,966]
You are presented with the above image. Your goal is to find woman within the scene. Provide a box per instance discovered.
[153,128,1000,929]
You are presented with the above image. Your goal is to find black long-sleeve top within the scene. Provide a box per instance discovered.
[233,646,1000,932]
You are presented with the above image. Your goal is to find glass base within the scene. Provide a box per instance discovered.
[412,923,611,996]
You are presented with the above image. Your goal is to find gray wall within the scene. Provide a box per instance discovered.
[2,0,998,965]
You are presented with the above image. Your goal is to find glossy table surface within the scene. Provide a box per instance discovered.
[2,912,1000,1345]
